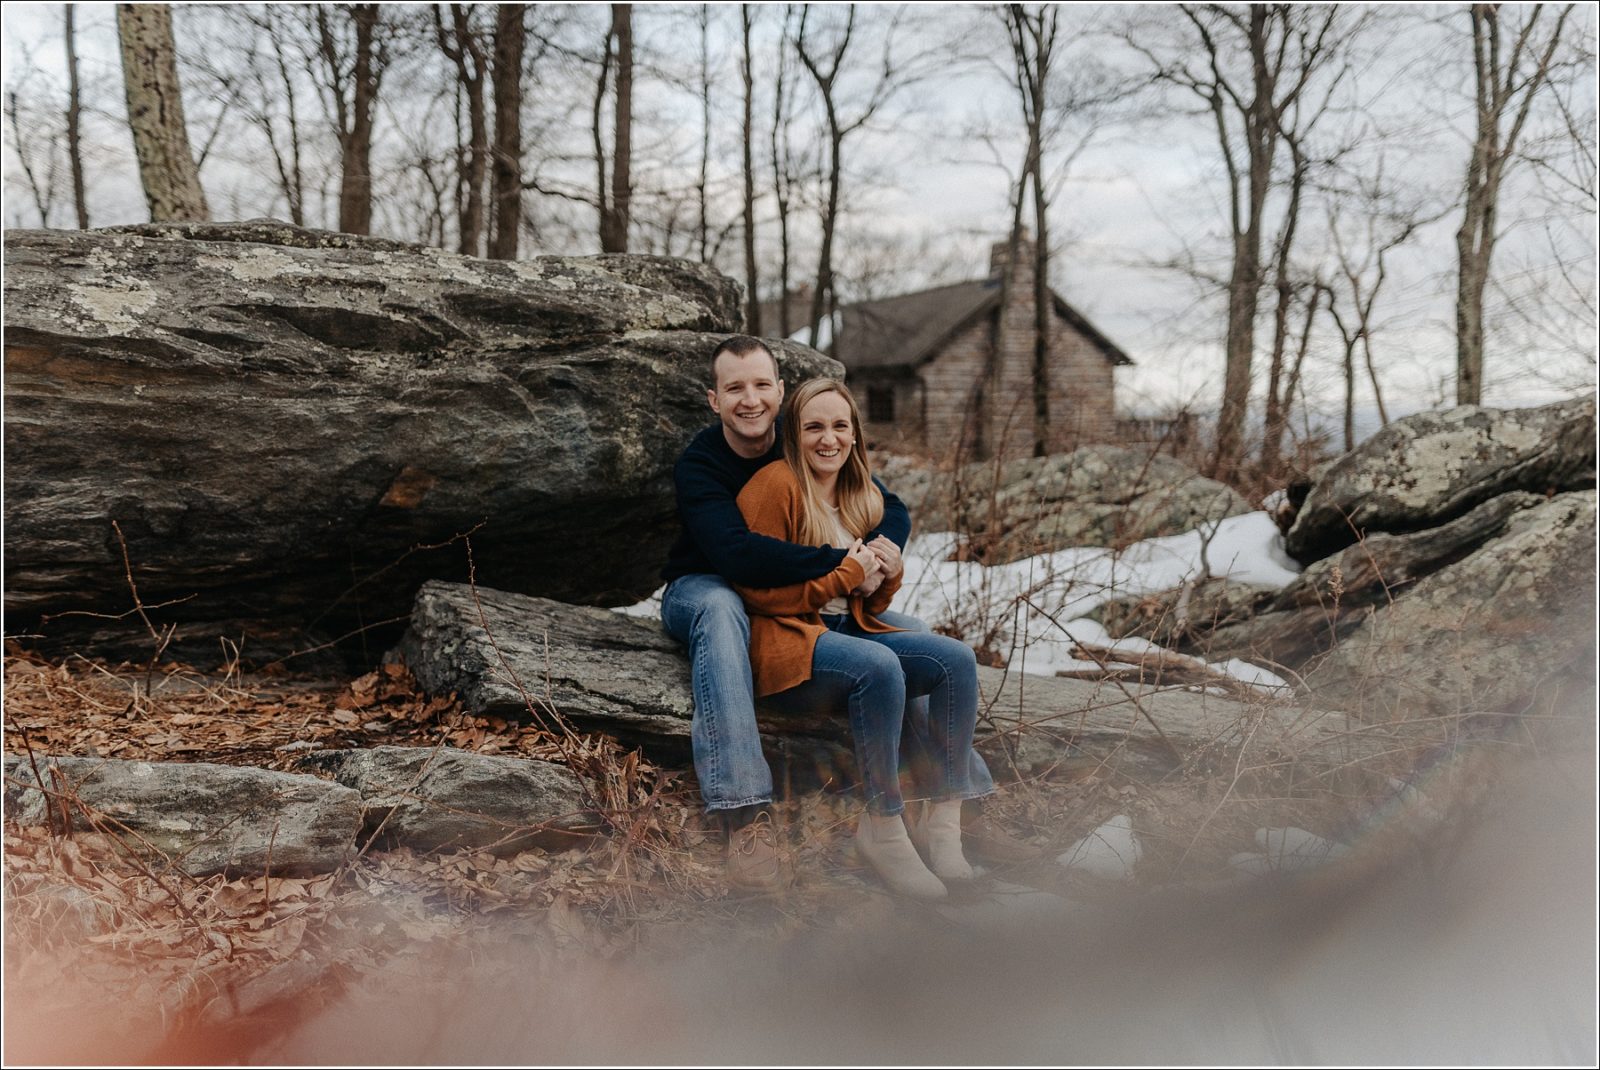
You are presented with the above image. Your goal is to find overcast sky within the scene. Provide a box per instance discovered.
[4,3,1595,434]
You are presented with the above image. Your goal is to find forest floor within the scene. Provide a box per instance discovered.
[3,648,1594,1064]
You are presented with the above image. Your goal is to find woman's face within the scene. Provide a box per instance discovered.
[797,391,855,480]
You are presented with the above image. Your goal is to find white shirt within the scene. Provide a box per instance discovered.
[822,505,853,617]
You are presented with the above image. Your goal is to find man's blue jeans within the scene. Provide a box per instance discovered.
[661,574,774,812]
[662,573,997,814]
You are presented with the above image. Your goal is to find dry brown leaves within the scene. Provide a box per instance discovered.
[1,649,730,944]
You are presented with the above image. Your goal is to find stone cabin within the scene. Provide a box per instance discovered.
[797,236,1133,461]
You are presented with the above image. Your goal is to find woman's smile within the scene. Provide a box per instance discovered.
[798,392,854,479]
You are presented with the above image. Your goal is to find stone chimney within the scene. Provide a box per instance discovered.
[988,228,1035,281]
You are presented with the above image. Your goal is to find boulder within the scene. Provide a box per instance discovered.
[1284,395,1595,564]
[2,753,362,876]
[304,745,596,854]
[885,446,1250,562]
[2,222,839,664]
[394,579,856,777]
[1301,490,1597,719]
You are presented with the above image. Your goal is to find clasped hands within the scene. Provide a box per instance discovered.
[845,536,903,597]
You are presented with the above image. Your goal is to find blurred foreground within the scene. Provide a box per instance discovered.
[6,741,1593,1065]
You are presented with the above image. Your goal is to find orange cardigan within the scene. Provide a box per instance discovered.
[735,460,903,697]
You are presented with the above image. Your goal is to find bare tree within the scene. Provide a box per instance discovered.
[793,3,913,349]
[770,8,803,337]
[1003,4,1060,458]
[487,3,526,259]
[1128,5,1353,480]
[241,5,312,227]
[693,5,714,262]
[117,3,209,221]
[64,3,89,228]
[595,3,633,252]
[434,3,489,255]
[740,4,761,332]
[1454,2,1576,404]
[314,3,391,235]
[4,85,62,226]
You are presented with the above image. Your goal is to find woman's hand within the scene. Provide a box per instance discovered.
[868,535,904,579]
[846,539,882,585]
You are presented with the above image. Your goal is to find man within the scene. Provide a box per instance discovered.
[660,335,1035,893]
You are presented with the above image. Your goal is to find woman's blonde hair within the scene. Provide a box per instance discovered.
[781,378,883,548]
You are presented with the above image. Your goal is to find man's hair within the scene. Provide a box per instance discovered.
[710,335,780,387]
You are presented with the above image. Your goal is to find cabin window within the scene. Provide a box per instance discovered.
[867,386,895,423]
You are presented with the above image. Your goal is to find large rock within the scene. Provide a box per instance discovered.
[304,745,595,854]
[1285,395,1595,564]
[1,753,362,876]
[3,222,839,663]
[396,580,706,754]
[1105,490,1557,666]
[1301,490,1597,718]
[395,579,1413,779]
[884,447,1250,562]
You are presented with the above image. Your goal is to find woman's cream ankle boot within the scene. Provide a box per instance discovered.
[923,800,975,881]
[856,813,947,900]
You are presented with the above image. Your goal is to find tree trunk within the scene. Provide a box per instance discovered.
[1029,131,1051,458]
[809,112,841,351]
[696,4,712,263]
[489,3,524,259]
[339,4,383,236]
[116,3,209,222]
[740,5,761,333]
[436,4,488,256]
[794,5,862,352]
[770,26,793,337]
[600,3,632,252]
[1453,3,1573,405]
[65,3,89,229]
[266,7,307,227]
[1211,6,1276,480]
[1276,282,1320,464]
[1259,143,1307,477]
[438,5,486,254]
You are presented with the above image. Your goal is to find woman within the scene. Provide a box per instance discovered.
[734,378,982,900]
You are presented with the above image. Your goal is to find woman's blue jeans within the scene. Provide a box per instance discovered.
[761,614,985,816]
[662,573,996,814]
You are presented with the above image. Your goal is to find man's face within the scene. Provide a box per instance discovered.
[708,349,784,455]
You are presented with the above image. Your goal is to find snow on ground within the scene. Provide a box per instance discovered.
[619,511,1301,692]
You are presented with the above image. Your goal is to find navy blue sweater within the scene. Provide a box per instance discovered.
[661,422,912,586]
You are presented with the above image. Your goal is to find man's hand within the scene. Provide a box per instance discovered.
[852,570,886,597]
[868,535,904,580]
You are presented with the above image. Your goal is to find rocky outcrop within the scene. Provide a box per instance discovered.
[305,745,597,854]
[1104,490,1559,665]
[394,579,1408,779]
[1301,490,1596,719]
[882,447,1250,563]
[396,580,705,754]
[2,753,362,876]
[1284,395,1595,563]
[3,222,839,663]
[1102,489,1596,719]
[3,744,601,871]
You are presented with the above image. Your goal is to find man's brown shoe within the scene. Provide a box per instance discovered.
[726,813,791,894]
[961,812,1042,864]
